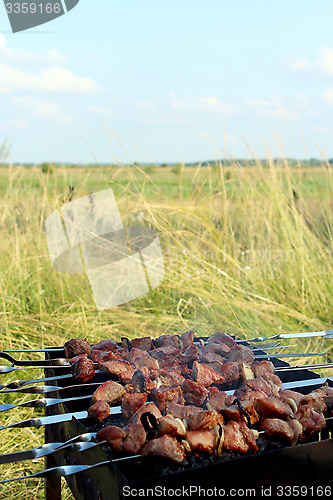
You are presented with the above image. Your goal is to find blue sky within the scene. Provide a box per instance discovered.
[1,0,333,164]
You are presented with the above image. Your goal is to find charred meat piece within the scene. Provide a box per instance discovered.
[199,352,225,364]
[180,330,195,348]
[91,380,125,405]
[121,393,147,420]
[314,382,333,397]
[90,339,118,352]
[238,421,259,453]
[88,399,111,422]
[68,353,88,365]
[129,402,162,424]
[142,435,186,463]
[188,410,223,431]
[127,348,159,371]
[181,379,209,406]
[132,369,155,393]
[186,429,218,454]
[251,360,275,379]
[178,345,201,365]
[130,337,153,351]
[295,405,326,440]
[235,377,281,400]
[260,418,295,444]
[64,338,91,358]
[150,346,181,367]
[90,350,123,363]
[279,389,303,406]
[151,387,185,413]
[153,335,183,349]
[206,391,228,412]
[120,423,147,454]
[100,360,136,384]
[221,401,259,425]
[155,369,185,389]
[201,342,231,357]
[71,357,95,383]
[191,361,225,387]
[223,421,255,454]
[218,361,243,386]
[255,397,294,420]
[298,393,327,413]
[208,332,237,348]
[158,415,186,438]
[96,425,126,452]
[167,401,202,420]
[227,344,254,364]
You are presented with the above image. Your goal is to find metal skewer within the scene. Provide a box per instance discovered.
[0,394,95,413]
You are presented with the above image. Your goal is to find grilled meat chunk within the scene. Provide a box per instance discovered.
[154,335,183,349]
[181,379,209,406]
[191,361,225,387]
[298,394,327,413]
[142,435,186,463]
[120,423,147,454]
[235,377,281,401]
[68,353,88,364]
[127,348,159,371]
[100,360,136,384]
[260,418,295,444]
[91,339,118,352]
[151,387,185,413]
[88,399,111,422]
[255,397,294,420]
[208,332,237,348]
[295,405,326,440]
[180,330,195,348]
[223,421,257,453]
[132,369,155,393]
[158,415,186,438]
[206,390,228,412]
[186,429,218,454]
[121,393,147,420]
[130,337,153,351]
[64,338,91,358]
[218,361,243,386]
[129,402,162,424]
[179,345,201,365]
[71,357,95,383]
[279,389,303,406]
[155,369,185,389]
[167,401,202,420]
[188,410,223,431]
[221,401,259,425]
[227,345,255,364]
[91,380,125,405]
[96,426,126,452]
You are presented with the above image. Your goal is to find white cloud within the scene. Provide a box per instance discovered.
[317,48,333,76]
[323,89,333,106]
[0,33,6,48]
[8,119,28,129]
[169,94,239,114]
[245,96,299,121]
[0,64,99,94]
[286,56,312,72]
[11,96,72,122]
[134,99,155,110]
[88,106,110,115]
[0,47,66,65]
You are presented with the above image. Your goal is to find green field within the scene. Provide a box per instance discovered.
[0,161,332,499]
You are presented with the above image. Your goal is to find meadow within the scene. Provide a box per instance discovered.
[0,160,332,499]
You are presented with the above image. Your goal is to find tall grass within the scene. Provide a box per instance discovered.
[0,159,332,498]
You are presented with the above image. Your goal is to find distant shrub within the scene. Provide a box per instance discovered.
[40,162,54,174]
[144,164,155,174]
[160,163,169,168]
[171,163,182,175]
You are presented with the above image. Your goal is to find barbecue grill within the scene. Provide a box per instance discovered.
[36,340,333,500]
